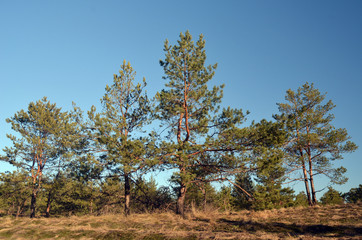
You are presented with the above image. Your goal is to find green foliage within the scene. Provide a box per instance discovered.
[294,192,309,207]
[97,176,124,214]
[42,170,100,216]
[252,174,295,211]
[251,148,295,210]
[343,184,362,203]
[90,60,152,173]
[320,187,344,205]
[68,154,103,184]
[0,170,32,217]
[184,182,218,209]
[231,173,255,210]
[216,186,234,211]
[2,97,81,169]
[131,177,173,212]
[252,185,295,211]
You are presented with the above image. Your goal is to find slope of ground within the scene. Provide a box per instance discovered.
[0,203,361,239]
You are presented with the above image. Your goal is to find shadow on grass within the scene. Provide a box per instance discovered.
[217,219,362,238]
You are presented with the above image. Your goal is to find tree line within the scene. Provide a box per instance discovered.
[0,31,359,218]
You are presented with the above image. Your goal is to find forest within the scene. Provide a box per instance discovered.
[0,31,360,219]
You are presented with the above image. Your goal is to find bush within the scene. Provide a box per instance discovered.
[320,187,344,205]
[294,192,309,207]
[343,184,362,203]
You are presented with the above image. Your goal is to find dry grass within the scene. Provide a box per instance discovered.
[0,203,361,239]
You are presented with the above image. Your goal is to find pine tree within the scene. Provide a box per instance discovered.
[216,186,234,212]
[252,148,295,210]
[89,61,152,216]
[320,187,344,205]
[131,176,173,212]
[276,82,358,206]
[294,192,309,207]
[231,172,255,210]
[0,170,32,217]
[97,176,124,214]
[343,184,362,203]
[1,97,79,217]
[184,181,218,210]
[156,31,247,217]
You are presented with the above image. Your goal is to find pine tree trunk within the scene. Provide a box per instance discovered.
[200,186,207,211]
[45,190,52,218]
[297,130,312,206]
[16,206,21,218]
[8,202,14,216]
[30,188,38,218]
[17,199,27,218]
[308,153,317,205]
[309,178,317,205]
[176,184,186,218]
[302,160,313,206]
[90,198,93,214]
[89,183,94,214]
[124,173,131,216]
[298,147,312,206]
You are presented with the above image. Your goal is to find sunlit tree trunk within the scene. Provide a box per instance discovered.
[307,150,317,205]
[16,206,21,218]
[297,129,312,206]
[300,148,312,206]
[302,161,312,206]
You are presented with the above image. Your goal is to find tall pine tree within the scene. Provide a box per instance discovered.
[89,61,152,216]
[156,31,248,217]
[1,97,79,217]
[276,82,358,205]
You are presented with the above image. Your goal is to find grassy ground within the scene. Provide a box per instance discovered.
[0,203,361,239]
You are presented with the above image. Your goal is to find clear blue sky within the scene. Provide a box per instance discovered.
[1,0,361,198]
